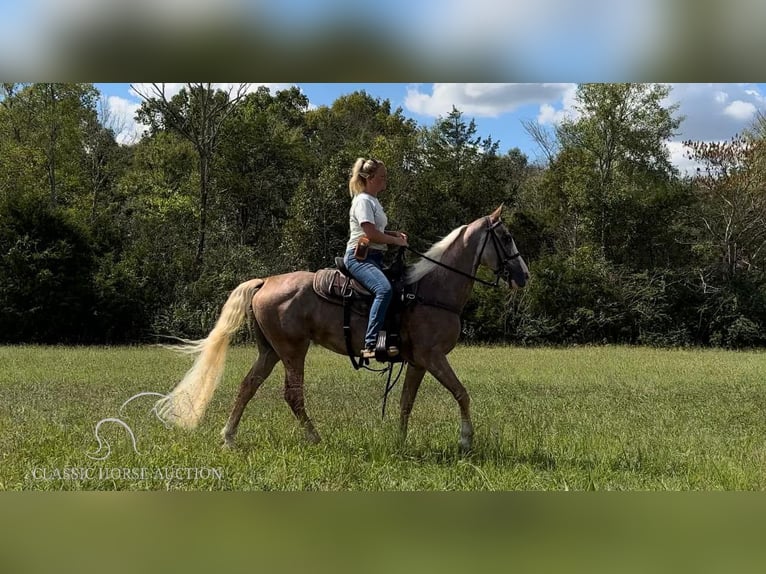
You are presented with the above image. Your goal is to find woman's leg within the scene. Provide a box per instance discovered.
[344,251,393,349]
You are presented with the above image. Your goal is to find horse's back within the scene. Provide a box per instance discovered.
[250,270,325,338]
[254,270,316,307]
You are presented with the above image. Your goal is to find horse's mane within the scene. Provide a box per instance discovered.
[405,225,467,284]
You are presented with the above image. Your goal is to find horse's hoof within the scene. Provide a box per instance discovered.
[306,431,321,445]
[221,437,236,449]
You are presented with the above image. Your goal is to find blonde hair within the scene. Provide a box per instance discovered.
[349,157,384,197]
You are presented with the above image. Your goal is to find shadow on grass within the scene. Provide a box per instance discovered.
[391,441,559,471]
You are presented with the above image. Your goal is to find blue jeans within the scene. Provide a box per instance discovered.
[344,249,392,349]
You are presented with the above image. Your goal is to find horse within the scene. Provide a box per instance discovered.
[155,205,529,453]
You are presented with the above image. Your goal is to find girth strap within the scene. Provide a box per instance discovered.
[415,295,462,315]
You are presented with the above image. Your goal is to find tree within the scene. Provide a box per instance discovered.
[522,117,559,166]
[0,83,99,210]
[0,197,96,342]
[555,83,682,264]
[133,83,249,275]
[413,107,505,241]
[214,86,309,257]
[84,97,126,222]
[304,91,416,162]
[684,135,766,279]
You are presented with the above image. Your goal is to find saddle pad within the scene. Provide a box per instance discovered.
[313,268,372,307]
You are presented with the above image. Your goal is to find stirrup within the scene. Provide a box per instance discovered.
[360,348,376,359]
[387,346,400,357]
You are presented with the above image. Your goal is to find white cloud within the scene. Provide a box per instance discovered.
[103,96,146,145]
[666,83,765,141]
[536,84,579,125]
[665,140,708,177]
[723,100,757,121]
[404,83,575,118]
[537,104,559,125]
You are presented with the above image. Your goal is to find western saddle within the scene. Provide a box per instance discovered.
[312,249,415,367]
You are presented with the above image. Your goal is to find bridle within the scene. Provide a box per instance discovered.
[405,217,522,288]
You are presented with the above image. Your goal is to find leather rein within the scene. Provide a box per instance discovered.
[405,217,521,289]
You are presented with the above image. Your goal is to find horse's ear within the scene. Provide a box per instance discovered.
[489,204,504,224]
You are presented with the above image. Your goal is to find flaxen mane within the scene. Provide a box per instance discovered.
[405,225,467,284]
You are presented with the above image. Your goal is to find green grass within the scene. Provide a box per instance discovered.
[1,344,765,490]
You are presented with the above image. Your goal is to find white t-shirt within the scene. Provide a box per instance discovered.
[346,192,388,251]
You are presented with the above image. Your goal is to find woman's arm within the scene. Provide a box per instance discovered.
[361,222,408,246]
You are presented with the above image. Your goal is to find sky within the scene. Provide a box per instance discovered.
[94,83,766,174]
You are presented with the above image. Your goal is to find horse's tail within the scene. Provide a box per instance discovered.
[155,278,265,429]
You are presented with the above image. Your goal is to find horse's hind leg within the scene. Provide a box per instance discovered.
[221,346,280,448]
[281,341,320,444]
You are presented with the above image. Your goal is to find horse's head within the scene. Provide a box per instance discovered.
[481,205,529,289]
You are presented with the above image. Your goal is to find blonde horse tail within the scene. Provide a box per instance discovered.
[155,278,265,429]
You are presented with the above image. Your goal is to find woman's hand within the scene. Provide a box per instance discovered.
[392,231,408,247]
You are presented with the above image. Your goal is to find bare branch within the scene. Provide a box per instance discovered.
[521,118,559,166]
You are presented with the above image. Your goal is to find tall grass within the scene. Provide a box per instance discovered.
[1,345,765,490]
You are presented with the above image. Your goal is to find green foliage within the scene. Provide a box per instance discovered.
[511,251,699,347]
[213,86,309,268]
[696,274,766,348]
[519,248,625,344]
[0,198,96,342]
[0,83,100,209]
[283,162,350,271]
[553,83,682,264]
[408,107,508,242]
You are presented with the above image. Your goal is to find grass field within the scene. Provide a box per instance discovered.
[1,344,765,490]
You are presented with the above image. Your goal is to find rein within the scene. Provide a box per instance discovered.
[405,217,521,288]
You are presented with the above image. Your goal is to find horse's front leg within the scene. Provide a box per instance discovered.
[424,353,473,454]
[399,364,426,442]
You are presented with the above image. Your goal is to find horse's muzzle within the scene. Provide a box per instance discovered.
[510,272,529,289]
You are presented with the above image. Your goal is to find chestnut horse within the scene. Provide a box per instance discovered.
[155,205,528,453]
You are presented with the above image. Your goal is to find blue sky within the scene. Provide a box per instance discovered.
[94,83,766,173]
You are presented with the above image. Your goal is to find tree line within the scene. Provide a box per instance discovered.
[1,83,764,347]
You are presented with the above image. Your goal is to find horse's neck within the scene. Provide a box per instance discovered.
[418,227,482,311]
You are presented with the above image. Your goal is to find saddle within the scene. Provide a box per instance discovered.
[312,250,415,366]
[313,265,372,315]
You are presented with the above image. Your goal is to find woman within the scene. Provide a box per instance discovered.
[344,157,408,359]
